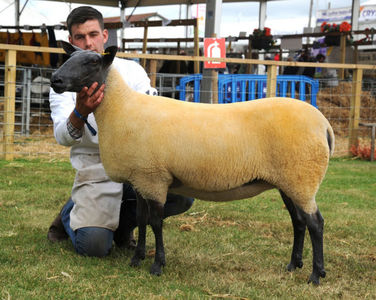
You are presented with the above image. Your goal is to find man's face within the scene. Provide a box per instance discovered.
[69,19,108,53]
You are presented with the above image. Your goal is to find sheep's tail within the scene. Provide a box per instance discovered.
[326,124,335,157]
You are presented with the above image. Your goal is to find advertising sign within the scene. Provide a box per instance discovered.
[316,7,352,25]
[359,5,376,22]
[316,5,376,26]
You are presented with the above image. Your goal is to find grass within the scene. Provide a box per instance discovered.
[0,157,375,299]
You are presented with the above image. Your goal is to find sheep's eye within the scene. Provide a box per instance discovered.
[84,58,100,66]
[91,58,100,65]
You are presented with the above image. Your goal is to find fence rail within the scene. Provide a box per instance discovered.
[1,43,375,160]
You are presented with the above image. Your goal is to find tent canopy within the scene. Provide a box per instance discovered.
[40,0,282,7]
[39,0,283,31]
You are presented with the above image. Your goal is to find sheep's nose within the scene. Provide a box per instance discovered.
[50,73,62,84]
[50,73,66,94]
[50,75,62,87]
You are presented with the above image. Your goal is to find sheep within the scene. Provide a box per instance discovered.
[50,41,334,285]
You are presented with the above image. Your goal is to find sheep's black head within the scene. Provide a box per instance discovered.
[50,41,118,94]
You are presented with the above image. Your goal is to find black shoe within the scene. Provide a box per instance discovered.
[114,228,137,250]
[114,197,137,250]
[47,213,68,242]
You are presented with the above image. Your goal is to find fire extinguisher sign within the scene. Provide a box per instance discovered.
[204,38,226,69]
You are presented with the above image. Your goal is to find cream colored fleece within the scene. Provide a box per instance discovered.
[94,67,334,215]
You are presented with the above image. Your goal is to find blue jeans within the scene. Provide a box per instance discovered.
[61,200,114,257]
[61,188,194,257]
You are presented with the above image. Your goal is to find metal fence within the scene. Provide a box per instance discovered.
[0,65,53,135]
[176,74,320,106]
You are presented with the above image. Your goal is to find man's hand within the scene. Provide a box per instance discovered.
[76,82,105,117]
[69,82,105,131]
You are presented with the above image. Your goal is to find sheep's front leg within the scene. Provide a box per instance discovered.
[130,192,148,268]
[280,191,306,271]
[148,200,165,276]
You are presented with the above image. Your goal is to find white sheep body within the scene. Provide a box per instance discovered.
[95,67,334,215]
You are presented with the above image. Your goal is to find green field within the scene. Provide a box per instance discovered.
[0,158,375,299]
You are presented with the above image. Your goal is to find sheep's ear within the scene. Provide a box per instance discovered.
[102,46,117,68]
[61,40,81,56]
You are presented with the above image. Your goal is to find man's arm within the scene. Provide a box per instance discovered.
[49,82,105,146]
[69,82,105,130]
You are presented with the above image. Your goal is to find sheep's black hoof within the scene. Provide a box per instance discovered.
[150,263,163,276]
[307,269,326,285]
[130,256,141,268]
[287,260,303,272]
[130,253,145,268]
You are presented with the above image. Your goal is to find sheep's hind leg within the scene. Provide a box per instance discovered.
[280,190,306,272]
[148,200,165,276]
[302,208,326,285]
[130,192,148,268]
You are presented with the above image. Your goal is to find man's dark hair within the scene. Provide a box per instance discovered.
[66,6,104,35]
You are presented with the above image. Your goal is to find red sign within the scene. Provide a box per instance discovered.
[204,38,226,69]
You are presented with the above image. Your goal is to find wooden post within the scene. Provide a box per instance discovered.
[353,44,358,64]
[122,39,125,52]
[2,49,17,160]
[210,33,218,104]
[339,34,346,80]
[372,125,375,162]
[141,25,148,68]
[176,41,181,74]
[266,64,277,98]
[348,68,363,153]
[193,18,200,74]
[211,70,218,104]
[279,47,283,74]
[227,40,232,52]
[246,36,252,74]
[149,59,157,88]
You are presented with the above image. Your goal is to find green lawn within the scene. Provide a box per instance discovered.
[0,158,375,299]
